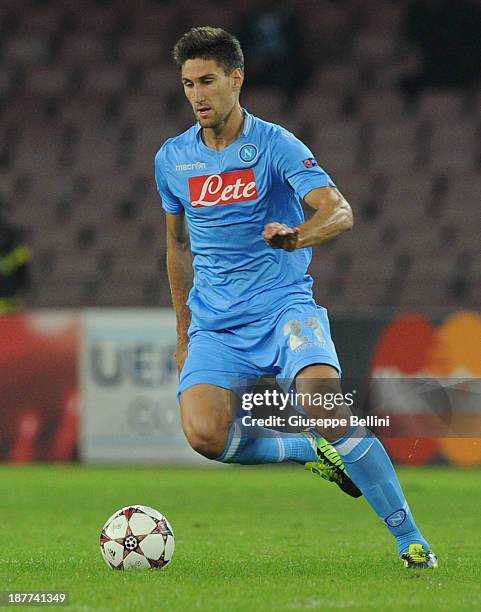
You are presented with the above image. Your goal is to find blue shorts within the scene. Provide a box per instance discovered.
[178,300,341,398]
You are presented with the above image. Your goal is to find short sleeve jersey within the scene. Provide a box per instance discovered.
[155,110,334,331]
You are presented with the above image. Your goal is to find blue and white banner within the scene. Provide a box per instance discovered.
[80,309,207,464]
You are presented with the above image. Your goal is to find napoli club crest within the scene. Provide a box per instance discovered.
[385,509,407,527]
[239,144,258,164]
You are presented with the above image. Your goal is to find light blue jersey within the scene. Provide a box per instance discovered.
[155,109,334,331]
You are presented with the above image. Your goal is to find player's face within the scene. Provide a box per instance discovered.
[181,58,243,128]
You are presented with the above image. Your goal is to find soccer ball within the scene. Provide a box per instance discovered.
[100,505,175,570]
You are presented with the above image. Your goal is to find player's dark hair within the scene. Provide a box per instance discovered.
[173,26,244,74]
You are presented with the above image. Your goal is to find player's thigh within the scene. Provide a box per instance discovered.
[178,328,258,455]
[180,384,236,457]
[296,363,340,393]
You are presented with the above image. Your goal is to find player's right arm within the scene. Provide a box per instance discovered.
[155,144,192,375]
[166,211,193,375]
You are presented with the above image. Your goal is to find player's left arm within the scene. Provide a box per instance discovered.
[262,186,353,251]
[263,128,353,251]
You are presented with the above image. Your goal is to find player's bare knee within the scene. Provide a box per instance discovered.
[180,385,233,459]
[180,411,227,458]
[184,425,227,459]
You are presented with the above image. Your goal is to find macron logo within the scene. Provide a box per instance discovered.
[175,162,207,171]
[189,169,258,208]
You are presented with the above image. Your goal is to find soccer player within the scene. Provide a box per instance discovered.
[154,26,437,569]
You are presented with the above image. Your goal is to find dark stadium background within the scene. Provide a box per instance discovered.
[0,0,480,467]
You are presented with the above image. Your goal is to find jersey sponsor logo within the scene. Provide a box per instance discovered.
[189,169,258,208]
[303,158,318,168]
[238,144,258,163]
[175,162,207,171]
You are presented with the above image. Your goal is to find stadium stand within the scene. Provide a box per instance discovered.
[0,0,479,313]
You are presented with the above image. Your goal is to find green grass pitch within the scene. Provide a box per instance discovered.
[1,465,480,611]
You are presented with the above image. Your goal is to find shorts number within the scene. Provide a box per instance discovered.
[283,320,308,350]
[305,317,325,344]
[284,317,325,350]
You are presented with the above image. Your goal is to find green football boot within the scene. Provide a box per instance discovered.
[401,544,438,569]
[304,432,362,498]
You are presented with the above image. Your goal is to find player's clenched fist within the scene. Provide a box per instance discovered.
[262,222,299,251]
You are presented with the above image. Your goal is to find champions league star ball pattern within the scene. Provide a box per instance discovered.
[100,505,175,570]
